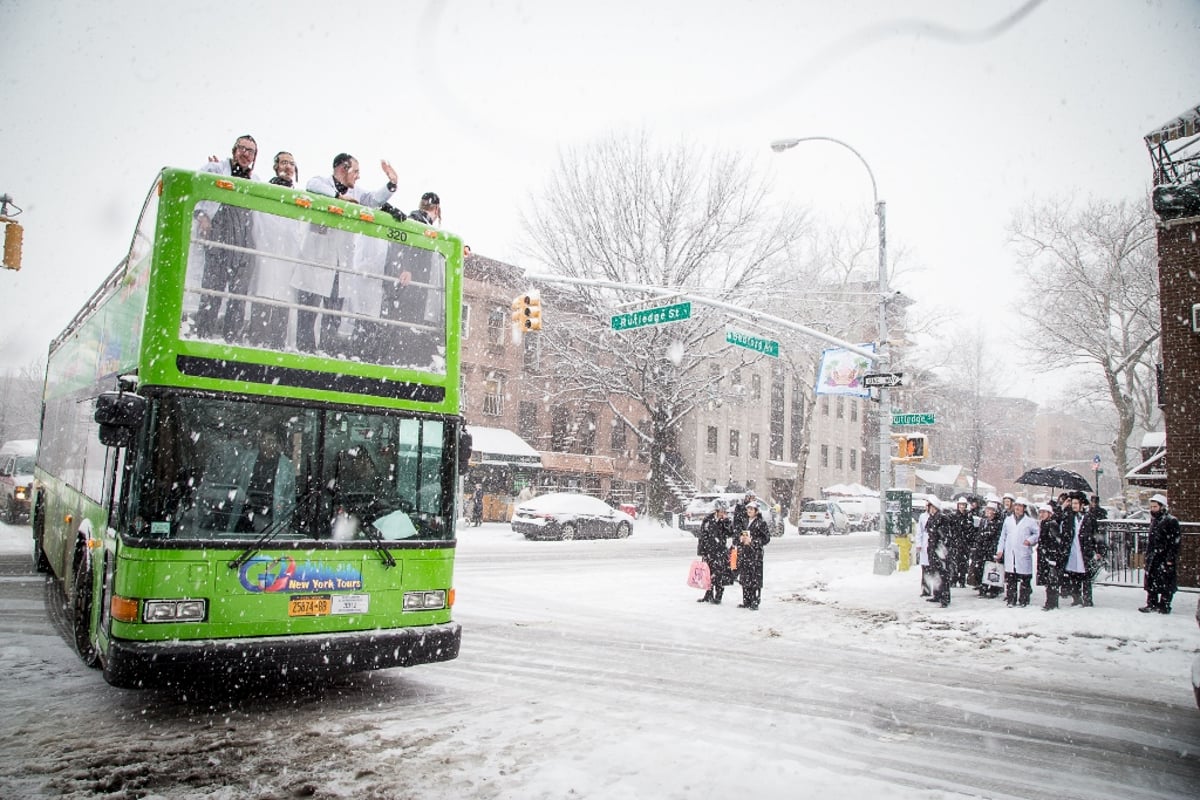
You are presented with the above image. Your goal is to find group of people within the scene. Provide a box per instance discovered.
[191,134,444,361]
[694,492,772,610]
[914,490,1182,614]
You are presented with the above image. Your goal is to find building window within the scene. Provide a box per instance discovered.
[487,306,507,346]
[749,433,760,460]
[729,429,740,457]
[519,401,538,440]
[551,407,570,452]
[820,444,829,467]
[836,397,845,419]
[751,374,762,400]
[789,386,805,462]
[523,333,541,372]
[732,368,743,386]
[836,446,844,470]
[482,372,505,416]
[706,426,718,454]
[820,396,829,416]
[579,411,597,455]
[849,448,857,471]
[850,399,858,422]
[770,363,785,460]
[610,418,627,451]
[461,303,472,339]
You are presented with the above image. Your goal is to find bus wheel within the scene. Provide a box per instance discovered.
[31,502,50,574]
[72,555,100,669]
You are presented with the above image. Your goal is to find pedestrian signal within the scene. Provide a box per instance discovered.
[511,293,542,331]
[896,434,927,462]
[2,222,22,271]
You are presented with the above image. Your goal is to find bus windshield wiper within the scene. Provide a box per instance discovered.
[228,516,292,571]
[360,514,397,569]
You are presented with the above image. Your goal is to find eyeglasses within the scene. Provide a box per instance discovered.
[276,159,295,167]
[236,144,257,155]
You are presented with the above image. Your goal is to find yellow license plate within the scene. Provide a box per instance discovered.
[288,595,332,617]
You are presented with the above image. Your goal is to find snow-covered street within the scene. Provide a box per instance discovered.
[1,517,1197,799]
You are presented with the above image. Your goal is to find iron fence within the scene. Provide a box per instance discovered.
[1095,518,1199,588]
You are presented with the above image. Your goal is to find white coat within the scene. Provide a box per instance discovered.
[915,511,931,567]
[290,174,395,298]
[996,512,1039,575]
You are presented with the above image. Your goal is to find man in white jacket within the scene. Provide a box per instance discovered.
[292,153,399,354]
[995,497,1039,607]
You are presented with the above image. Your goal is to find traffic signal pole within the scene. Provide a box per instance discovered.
[520,273,880,362]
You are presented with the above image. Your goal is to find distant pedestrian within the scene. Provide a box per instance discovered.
[1036,503,1068,611]
[735,501,771,610]
[924,500,954,607]
[996,497,1039,607]
[1140,494,1181,614]
[1063,492,1100,607]
[696,499,733,604]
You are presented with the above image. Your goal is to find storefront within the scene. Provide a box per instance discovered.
[466,426,542,521]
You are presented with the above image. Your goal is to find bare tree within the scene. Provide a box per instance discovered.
[520,133,808,519]
[0,359,44,443]
[1009,198,1160,495]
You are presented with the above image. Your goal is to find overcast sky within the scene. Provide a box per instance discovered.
[1,0,1197,403]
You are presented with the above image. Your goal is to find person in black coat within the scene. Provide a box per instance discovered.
[735,501,771,610]
[696,500,733,604]
[1035,503,1069,610]
[948,497,974,587]
[971,500,1004,597]
[1140,494,1182,614]
[1062,492,1101,607]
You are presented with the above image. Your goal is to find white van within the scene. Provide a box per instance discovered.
[0,439,38,524]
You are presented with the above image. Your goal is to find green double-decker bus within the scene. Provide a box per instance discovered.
[33,167,464,688]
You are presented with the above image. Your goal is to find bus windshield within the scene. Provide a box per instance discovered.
[182,200,447,372]
[127,395,451,542]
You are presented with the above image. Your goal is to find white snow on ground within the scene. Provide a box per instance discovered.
[1,516,1197,799]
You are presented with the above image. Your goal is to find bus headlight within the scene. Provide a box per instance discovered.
[403,590,446,611]
[143,599,207,623]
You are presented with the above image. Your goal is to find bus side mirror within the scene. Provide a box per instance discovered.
[458,428,473,475]
[95,392,146,447]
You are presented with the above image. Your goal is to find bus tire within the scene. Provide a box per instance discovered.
[31,499,50,574]
[72,553,100,669]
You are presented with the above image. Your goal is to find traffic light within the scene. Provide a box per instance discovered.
[511,293,542,331]
[2,221,22,271]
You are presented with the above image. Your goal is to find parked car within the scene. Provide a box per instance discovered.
[798,500,849,535]
[511,492,635,540]
[680,492,742,536]
[835,499,869,530]
[0,439,37,524]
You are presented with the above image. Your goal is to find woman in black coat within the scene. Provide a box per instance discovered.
[1035,504,1069,610]
[1141,494,1181,614]
[736,502,772,610]
[696,501,733,604]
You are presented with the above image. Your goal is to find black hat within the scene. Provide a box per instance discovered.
[1068,490,1087,502]
[421,191,440,205]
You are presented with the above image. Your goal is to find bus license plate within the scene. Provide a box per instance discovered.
[288,595,332,617]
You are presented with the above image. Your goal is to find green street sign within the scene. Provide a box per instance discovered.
[611,301,692,331]
[892,413,935,426]
[725,328,780,358]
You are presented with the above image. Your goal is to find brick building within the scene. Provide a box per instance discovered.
[1145,104,1200,588]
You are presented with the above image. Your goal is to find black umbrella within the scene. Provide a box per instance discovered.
[1015,467,1093,493]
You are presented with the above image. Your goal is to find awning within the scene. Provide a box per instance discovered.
[538,451,615,476]
[468,426,542,467]
[766,460,798,480]
[1126,448,1167,487]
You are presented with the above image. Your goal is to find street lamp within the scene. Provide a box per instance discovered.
[770,136,894,572]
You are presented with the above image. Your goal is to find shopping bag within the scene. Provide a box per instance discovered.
[982,560,1004,588]
[687,559,712,591]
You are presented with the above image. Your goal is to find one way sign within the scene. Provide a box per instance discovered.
[862,372,905,388]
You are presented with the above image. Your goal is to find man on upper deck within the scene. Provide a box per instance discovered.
[291,153,399,354]
[193,134,261,342]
